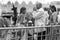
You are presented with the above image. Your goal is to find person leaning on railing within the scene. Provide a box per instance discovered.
[25,12,35,26]
[16,7,27,26]
[32,3,48,40]
[25,12,35,40]
[48,4,58,25]
[16,7,28,40]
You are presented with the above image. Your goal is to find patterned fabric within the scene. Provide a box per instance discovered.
[17,14,26,24]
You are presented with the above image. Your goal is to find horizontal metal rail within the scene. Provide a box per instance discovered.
[0,25,60,30]
[0,25,59,40]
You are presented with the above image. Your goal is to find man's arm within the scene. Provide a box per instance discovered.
[35,12,44,20]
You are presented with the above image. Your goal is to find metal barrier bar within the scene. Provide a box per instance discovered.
[0,25,55,30]
[0,25,60,40]
[0,25,60,30]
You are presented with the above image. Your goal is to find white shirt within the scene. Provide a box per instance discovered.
[0,9,2,16]
[32,8,44,18]
[33,8,45,26]
[58,12,60,23]
[32,8,49,32]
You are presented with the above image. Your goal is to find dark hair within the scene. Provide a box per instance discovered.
[50,5,56,12]
[36,3,42,9]
[20,7,26,14]
[44,7,49,11]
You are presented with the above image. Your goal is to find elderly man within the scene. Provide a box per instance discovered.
[32,3,49,40]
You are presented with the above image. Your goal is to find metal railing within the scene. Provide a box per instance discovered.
[0,25,60,40]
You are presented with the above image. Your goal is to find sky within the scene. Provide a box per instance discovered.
[0,0,60,4]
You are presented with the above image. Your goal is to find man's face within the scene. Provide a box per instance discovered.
[36,3,42,9]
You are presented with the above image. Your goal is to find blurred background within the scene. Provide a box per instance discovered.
[0,0,60,13]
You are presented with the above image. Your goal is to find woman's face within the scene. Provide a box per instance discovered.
[23,10,26,14]
[33,7,37,11]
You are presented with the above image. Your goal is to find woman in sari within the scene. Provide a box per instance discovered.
[16,7,27,40]
[17,7,27,26]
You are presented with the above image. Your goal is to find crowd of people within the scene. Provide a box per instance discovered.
[0,2,59,40]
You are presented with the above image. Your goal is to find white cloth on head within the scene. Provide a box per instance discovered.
[33,8,45,26]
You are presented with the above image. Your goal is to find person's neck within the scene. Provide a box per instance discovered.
[37,8,41,11]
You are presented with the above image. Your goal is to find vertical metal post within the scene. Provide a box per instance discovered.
[50,15,53,40]
[46,27,47,40]
[34,27,37,40]
[41,27,42,40]
[25,28,28,40]
[32,28,34,40]
[15,29,18,40]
